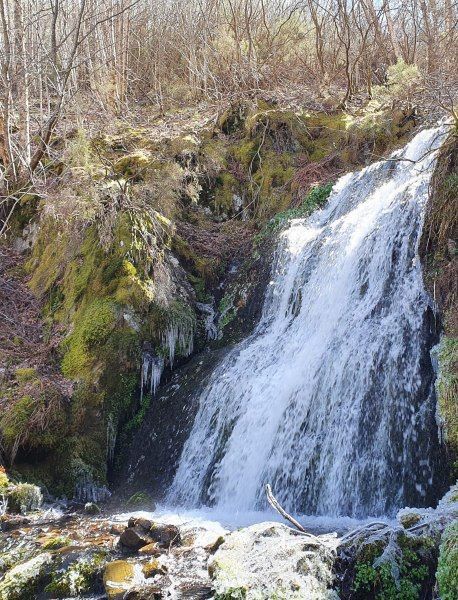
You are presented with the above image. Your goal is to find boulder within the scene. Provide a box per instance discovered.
[128,517,153,530]
[84,502,101,515]
[120,520,181,551]
[208,522,337,600]
[0,552,54,600]
[138,543,162,556]
[103,560,136,599]
[142,558,167,578]
[119,526,155,551]
[149,523,181,547]
[7,483,43,514]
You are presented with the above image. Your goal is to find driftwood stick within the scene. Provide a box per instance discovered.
[265,483,308,534]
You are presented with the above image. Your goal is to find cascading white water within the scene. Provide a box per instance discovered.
[167,126,447,518]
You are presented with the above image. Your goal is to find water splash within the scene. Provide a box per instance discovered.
[167,126,447,518]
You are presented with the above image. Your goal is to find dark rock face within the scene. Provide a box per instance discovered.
[118,238,274,503]
[118,347,230,501]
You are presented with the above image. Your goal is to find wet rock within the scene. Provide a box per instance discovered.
[103,560,136,599]
[123,585,163,599]
[128,516,153,529]
[0,515,30,531]
[138,543,162,556]
[398,511,422,528]
[142,558,167,578]
[0,552,54,600]
[84,502,101,515]
[149,523,181,547]
[45,550,107,597]
[175,582,214,598]
[120,520,181,551]
[119,526,154,551]
[206,535,225,554]
[208,522,337,600]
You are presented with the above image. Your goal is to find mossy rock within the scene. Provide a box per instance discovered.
[45,552,107,598]
[217,103,249,135]
[42,536,72,550]
[103,560,136,599]
[399,512,422,529]
[0,552,54,600]
[7,483,43,514]
[125,491,155,510]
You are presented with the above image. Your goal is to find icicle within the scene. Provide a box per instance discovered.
[140,351,164,397]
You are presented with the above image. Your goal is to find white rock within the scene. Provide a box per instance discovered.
[208,522,338,600]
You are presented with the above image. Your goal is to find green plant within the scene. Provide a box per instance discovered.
[437,522,458,600]
[8,483,43,514]
[14,367,38,383]
[353,545,430,600]
[256,183,333,242]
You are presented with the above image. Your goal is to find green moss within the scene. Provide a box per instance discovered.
[437,522,458,600]
[353,553,428,600]
[231,139,259,170]
[352,533,436,600]
[214,172,239,214]
[218,292,237,331]
[0,469,9,490]
[437,337,458,478]
[42,536,72,550]
[256,183,333,243]
[14,368,38,383]
[0,552,54,600]
[0,396,35,445]
[61,299,117,380]
[113,150,152,180]
[7,483,43,514]
[45,553,106,598]
[126,491,153,509]
[28,223,69,299]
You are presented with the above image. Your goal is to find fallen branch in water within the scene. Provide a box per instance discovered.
[265,483,327,548]
[265,484,307,533]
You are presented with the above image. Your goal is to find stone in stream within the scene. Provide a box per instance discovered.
[120,518,181,551]
[208,522,338,600]
[142,558,167,578]
[138,542,162,556]
[84,501,101,515]
[103,560,136,599]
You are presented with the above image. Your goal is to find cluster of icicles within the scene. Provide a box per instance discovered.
[140,302,217,398]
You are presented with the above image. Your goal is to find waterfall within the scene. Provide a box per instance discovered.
[167,126,447,518]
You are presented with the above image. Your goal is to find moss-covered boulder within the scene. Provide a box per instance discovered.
[7,483,43,514]
[0,552,54,600]
[45,552,107,598]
